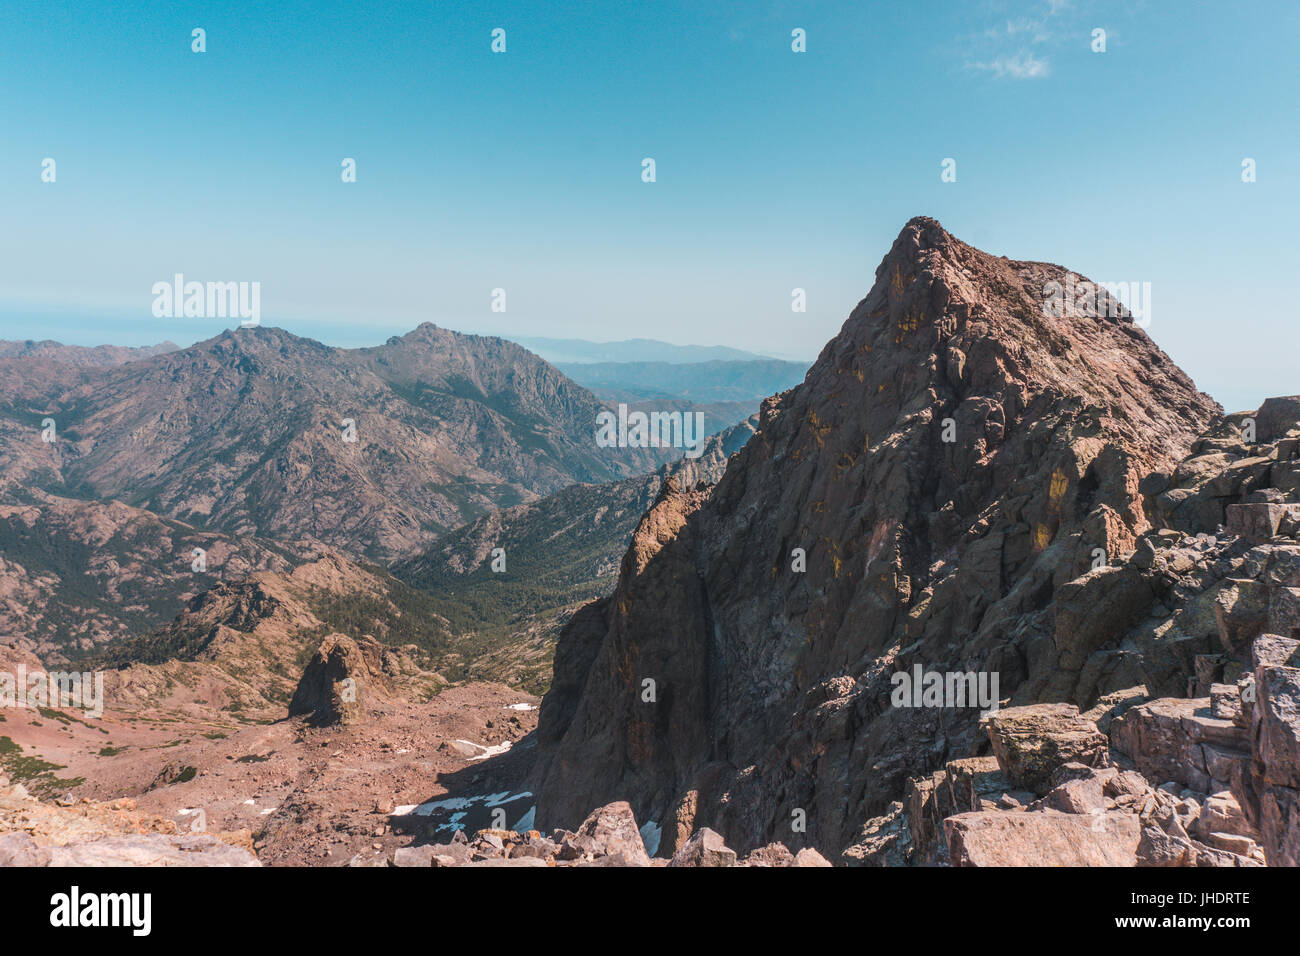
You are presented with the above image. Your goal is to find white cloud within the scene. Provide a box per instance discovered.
[967,0,1072,80]
[987,18,1052,43]
[971,52,1051,79]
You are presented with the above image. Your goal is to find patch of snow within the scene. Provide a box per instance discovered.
[484,790,531,808]
[455,738,513,761]
[393,790,533,834]
[640,820,662,857]
[503,702,536,711]
[403,796,471,816]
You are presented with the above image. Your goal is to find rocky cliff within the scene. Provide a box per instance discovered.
[532,216,1225,858]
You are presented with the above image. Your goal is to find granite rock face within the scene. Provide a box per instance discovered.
[532,217,1222,858]
[860,680,1271,868]
[1235,634,1300,865]
[289,632,406,726]
[47,834,261,867]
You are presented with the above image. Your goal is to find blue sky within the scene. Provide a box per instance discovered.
[1,0,1297,411]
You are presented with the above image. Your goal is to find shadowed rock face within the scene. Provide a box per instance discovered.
[531,217,1222,858]
[290,633,394,727]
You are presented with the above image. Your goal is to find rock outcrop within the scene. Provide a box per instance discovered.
[1236,634,1300,865]
[289,633,405,726]
[852,676,1273,868]
[0,772,259,867]
[848,404,1300,867]
[373,800,827,868]
[532,216,1222,858]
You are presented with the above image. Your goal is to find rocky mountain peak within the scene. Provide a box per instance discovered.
[531,218,1224,859]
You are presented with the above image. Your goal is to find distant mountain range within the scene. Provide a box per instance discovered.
[556,358,807,405]
[0,324,672,562]
[0,325,760,676]
[0,339,180,367]
[512,336,783,365]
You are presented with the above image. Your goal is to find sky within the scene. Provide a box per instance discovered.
[1,0,1297,411]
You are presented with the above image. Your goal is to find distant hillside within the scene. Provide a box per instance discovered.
[82,419,757,696]
[0,493,330,662]
[393,417,757,691]
[558,358,807,404]
[0,339,179,366]
[0,324,670,561]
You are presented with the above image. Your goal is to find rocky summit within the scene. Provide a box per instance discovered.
[528,216,1300,866]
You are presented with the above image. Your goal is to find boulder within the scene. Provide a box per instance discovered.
[1210,683,1242,722]
[668,827,737,867]
[575,801,650,865]
[47,834,261,867]
[1082,685,1149,735]
[792,847,833,867]
[981,703,1108,795]
[1255,396,1300,443]
[392,845,436,867]
[944,755,1010,812]
[1111,697,1248,793]
[1226,503,1286,544]
[1197,791,1257,840]
[1037,768,1116,815]
[1214,579,1269,655]
[743,843,796,867]
[945,810,1140,866]
[0,831,51,867]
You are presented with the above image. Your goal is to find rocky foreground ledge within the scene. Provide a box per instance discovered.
[0,772,259,866]
[351,801,832,868]
[852,628,1299,867]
